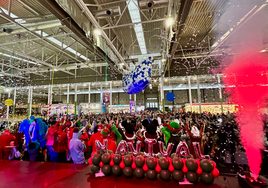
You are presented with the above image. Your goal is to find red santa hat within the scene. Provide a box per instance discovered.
[4,130,10,134]
[98,124,104,132]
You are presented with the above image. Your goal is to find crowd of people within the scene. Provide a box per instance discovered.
[0,110,268,175]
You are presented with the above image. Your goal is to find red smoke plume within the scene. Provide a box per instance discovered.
[223,53,267,180]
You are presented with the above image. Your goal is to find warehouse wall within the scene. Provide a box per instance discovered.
[1,88,230,107]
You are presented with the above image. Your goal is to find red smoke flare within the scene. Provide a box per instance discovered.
[223,53,267,180]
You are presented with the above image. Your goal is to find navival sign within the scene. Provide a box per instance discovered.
[88,139,219,185]
[5,99,13,106]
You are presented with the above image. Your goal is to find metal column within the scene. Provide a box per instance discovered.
[129,94,132,113]
[29,87,33,117]
[197,76,202,113]
[13,88,16,116]
[88,83,91,114]
[188,76,192,112]
[27,86,31,119]
[110,82,112,106]
[47,85,51,120]
[134,94,137,112]
[75,84,77,117]
[217,74,223,113]
[67,84,69,115]
[6,90,10,119]
[100,83,103,113]
[160,77,165,112]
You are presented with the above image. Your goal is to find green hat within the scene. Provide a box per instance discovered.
[101,129,110,137]
[167,121,181,133]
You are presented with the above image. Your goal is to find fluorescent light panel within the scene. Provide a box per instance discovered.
[0,8,26,23]
[127,0,147,55]
[0,53,40,65]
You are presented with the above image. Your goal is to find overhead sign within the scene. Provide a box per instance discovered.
[5,99,13,106]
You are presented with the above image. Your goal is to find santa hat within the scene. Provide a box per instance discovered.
[4,130,10,134]
[73,127,79,133]
[167,121,181,133]
[98,124,104,132]
[101,129,110,137]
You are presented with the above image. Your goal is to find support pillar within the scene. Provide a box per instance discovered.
[47,85,51,120]
[27,86,30,119]
[88,83,91,114]
[188,76,192,112]
[13,88,16,117]
[110,82,112,106]
[197,76,202,113]
[67,84,69,115]
[134,94,137,112]
[29,87,33,117]
[100,83,103,113]
[217,74,223,113]
[75,84,77,117]
[160,77,165,112]
[6,90,10,119]
[129,94,132,113]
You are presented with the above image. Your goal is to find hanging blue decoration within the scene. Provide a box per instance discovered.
[122,59,152,94]
[166,92,175,101]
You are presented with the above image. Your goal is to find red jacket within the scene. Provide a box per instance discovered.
[53,131,67,153]
[80,133,89,152]
[0,134,16,151]
[88,132,101,152]
[67,127,73,149]
[89,134,117,153]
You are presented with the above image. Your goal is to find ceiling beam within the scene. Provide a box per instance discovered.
[102,18,167,30]
[0,33,73,46]
[0,46,75,76]
[74,0,129,72]
[0,20,62,37]
[0,12,101,76]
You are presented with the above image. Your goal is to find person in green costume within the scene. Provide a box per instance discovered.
[158,117,182,154]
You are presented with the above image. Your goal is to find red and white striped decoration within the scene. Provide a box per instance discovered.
[47,94,52,119]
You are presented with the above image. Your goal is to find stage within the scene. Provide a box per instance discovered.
[0,160,241,188]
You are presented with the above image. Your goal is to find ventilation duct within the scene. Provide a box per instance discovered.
[93,6,121,19]
[139,0,169,10]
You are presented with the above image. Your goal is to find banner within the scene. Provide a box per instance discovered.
[103,92,110,106]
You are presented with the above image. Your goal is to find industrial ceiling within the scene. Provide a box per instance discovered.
[0,0,267,88]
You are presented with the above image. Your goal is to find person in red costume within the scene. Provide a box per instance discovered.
[53,126,67,163]
[119,121,136,144]
[46,124,58,162]
[143,123,160,154]
[99,129,117,153]
[88,124,103,155]
[0,130,16,160]
[80,128,89,153]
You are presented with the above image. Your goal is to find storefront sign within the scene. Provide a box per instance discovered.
[5,99,13,106]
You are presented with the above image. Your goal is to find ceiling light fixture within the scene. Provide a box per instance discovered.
[94,29,101,36]
[166,17,174,26]
[261,49,266,52]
